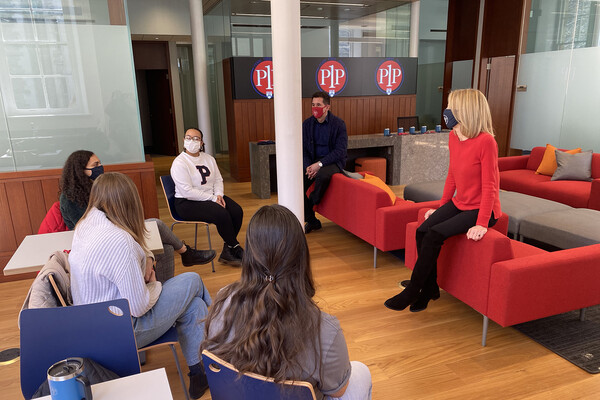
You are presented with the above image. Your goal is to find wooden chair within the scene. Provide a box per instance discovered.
[46,284,191,400]
[201,350,317,400]
[397,115,420,132]
[19,299,141,400]
[160,175,215,272]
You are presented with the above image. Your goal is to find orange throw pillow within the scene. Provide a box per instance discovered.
[361,173,397,204]
[535,144,581,176]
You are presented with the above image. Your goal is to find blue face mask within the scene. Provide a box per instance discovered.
[443,109,459,129]
[86,165,104,180]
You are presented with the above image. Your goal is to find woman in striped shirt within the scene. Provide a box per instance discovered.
[69,172,211,399]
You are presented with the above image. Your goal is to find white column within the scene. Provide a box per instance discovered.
[409,1,420,58]
[189,0,214,155]
[271,0,304,224]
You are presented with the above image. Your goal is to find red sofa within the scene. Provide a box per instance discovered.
[405,210,600,345]
[313,173,439,268]
[498,146,600,210]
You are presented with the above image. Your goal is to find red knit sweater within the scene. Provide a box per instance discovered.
[440,131,502,228]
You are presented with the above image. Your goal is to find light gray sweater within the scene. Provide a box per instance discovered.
[69,208,161,317]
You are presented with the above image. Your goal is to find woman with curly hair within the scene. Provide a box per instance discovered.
[203,204,372,400]
[59,150,216,277]
[59,150,98,230]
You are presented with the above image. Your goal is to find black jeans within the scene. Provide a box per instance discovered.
[303,164,341,222]
[174,196,243,247]
[411,201,498,293]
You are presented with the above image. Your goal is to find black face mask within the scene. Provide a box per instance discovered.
[443,109,459,129]
[86,165,104,180]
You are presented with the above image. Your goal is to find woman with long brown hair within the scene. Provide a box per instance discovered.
[203,204,372,399]
[69,173,211,399]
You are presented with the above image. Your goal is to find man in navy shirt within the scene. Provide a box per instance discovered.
[302,91,348,233]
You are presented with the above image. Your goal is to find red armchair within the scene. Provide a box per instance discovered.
[313,173,439,268]
[405,209,600,345]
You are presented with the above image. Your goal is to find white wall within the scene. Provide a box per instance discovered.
[127,0,191,35]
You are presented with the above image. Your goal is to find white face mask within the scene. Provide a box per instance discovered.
[184,139,202,154]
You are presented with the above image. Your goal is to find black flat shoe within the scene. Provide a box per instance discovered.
[384,286,420,311]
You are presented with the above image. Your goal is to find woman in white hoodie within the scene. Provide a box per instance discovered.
[170,128,244,266]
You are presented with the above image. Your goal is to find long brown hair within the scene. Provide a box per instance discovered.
[80,172,148,252]
[203,205,322,382]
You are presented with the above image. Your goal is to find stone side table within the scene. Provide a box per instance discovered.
[249,132,450,199]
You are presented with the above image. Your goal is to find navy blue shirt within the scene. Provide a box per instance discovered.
[302,112,348,171]
[314,115,330,160]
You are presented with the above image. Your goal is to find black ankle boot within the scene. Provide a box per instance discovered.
[188,368,209,399]
[401,280,440,300]
[409,291,438,312]
[218,243,242,267]
[181,244,216,267]
[384,285,420,311]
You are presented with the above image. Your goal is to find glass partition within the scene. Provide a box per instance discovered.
[511,0,600,151]
[416,0,448,129]
[0,0,144,171]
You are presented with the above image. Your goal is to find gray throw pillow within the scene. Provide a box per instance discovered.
[342,170,364,180]
[551,150,593,181]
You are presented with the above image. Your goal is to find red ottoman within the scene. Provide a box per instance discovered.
[355,157,387,183]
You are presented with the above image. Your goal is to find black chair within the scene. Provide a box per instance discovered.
[397,116,420,132]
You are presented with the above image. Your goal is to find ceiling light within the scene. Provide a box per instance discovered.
[260,0,367,6]
[232,13,270,17]
[232,12,327,19]
[301,1,367,6]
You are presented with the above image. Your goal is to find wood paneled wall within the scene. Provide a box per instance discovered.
[0,161,159,282]
[225,93,416,182]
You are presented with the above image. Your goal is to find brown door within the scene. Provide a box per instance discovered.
[479,56,516,157]
[146,70,177,156]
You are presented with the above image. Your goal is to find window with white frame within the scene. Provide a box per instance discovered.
[0,0,87,116]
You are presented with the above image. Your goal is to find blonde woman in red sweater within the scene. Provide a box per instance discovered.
[385,89,502,312]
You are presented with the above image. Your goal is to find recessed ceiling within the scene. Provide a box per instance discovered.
[229,0,413,21]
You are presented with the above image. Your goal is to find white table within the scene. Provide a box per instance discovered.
[36,368,173,400]
[3,220,164,276]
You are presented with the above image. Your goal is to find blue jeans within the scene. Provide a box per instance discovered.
[327,361,372,400]
[132,272,211,366]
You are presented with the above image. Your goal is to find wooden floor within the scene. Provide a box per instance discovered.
[1,155,599,399]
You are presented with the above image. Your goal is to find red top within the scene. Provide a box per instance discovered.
[440,131,502,228]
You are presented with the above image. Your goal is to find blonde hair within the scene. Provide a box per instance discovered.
[80,172,148,252]
[447,89,495,138]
